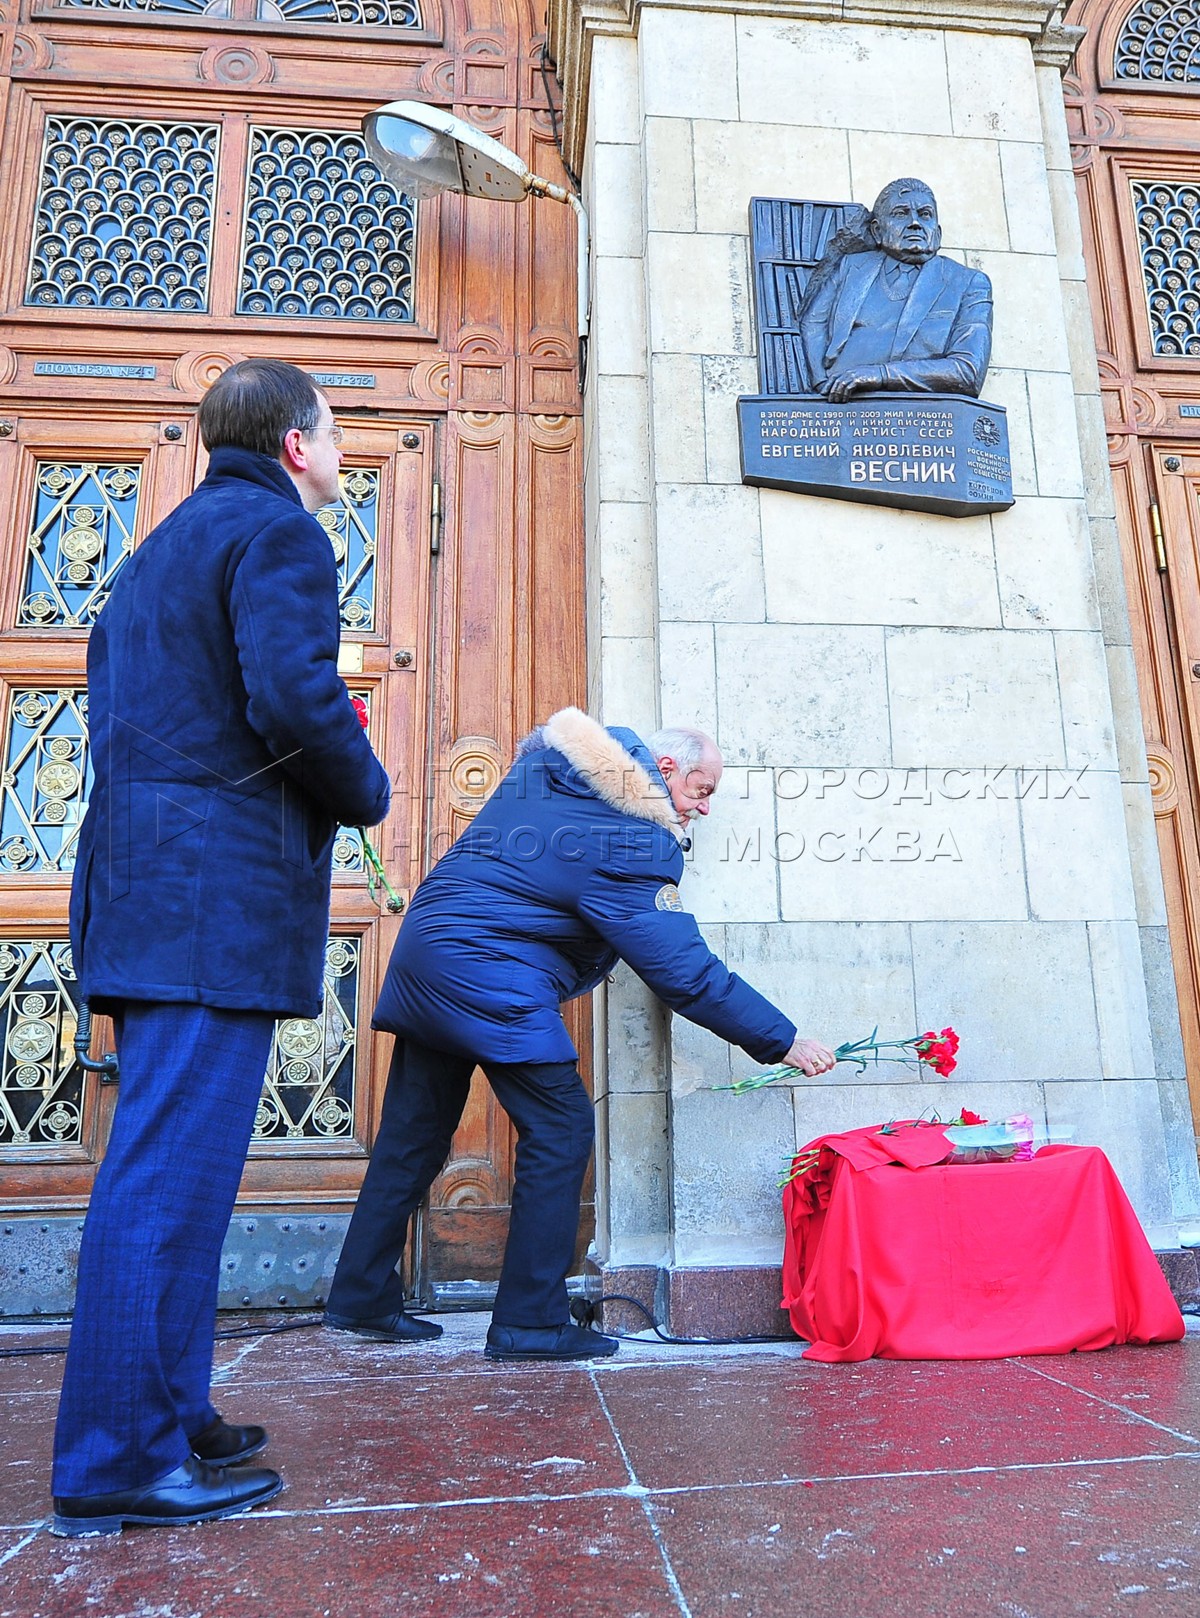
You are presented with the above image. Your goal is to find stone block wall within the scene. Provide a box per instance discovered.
[574,3,1200,1278]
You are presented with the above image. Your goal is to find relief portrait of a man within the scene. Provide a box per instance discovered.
[798,178,993,401]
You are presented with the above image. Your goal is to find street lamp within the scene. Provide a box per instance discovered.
[363,100,590,382]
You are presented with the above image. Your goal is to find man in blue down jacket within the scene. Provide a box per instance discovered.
[327,706,834,1361]
[52,360,391,1535]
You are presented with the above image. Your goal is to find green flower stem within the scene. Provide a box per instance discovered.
[359,828,405,914]
[713,1033,928,1094]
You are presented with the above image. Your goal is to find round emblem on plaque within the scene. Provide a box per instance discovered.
[23,595,56,622]
[0,945,20,977]
[41,800,68,824]
[972,415,1001,447]
[314,1096,352,1135]
[36,761,79,799]
[14,1064,42,1088]
[16,693,49,725]
[277,1018,322,1060]
[21,994,48,1018]
[283,1060,313,1085]
[65,563,92,585]
[253,1098,279,1135]
[325,939,355,975]
[47,737,75,760]
[332,834,358,866]
[42,1103,79,1140]
[61,522,103,564]
[1,837,35,870]
[9,1019,55,1062]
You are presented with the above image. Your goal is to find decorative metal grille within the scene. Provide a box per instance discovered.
[1132,179,1200,355]
[0,942,84,1148]
[1115,0,1200,81]
[332,690,371,875]
[55,0,422,24]
[26,117,217,312]
[19,463,141,630]
[1,691,90,875]
[254,936,360,1141]
[238,128,415,321]
[319,467,379,631]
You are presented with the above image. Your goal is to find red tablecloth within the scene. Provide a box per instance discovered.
[782,1142,1185,1361]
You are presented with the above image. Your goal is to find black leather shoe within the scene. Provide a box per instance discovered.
[51,1456,283,1537]
[324,1308,443,1343]
[484,1322,620,1362]
[190,1414,268,1467]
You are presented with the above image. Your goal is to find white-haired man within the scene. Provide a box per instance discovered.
[326,709,833,1360]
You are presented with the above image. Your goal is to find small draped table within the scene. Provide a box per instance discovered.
[781,1128,1185,1362]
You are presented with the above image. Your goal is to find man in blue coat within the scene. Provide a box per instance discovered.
[326,706,834,1361]
[52,359,391,1535]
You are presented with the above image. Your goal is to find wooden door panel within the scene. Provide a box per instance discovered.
[1149,447,1200,1141]
[418,406,588,1297]
[0,1,587,1302]
[0,416,192,1195]
[1067,0,1200,1148]
[240,419,434,1194]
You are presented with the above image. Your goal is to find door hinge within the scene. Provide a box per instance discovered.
[1150,499,1167,573]
[430,478,442,555]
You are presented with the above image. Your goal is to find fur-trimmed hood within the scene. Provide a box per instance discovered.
[516,706,685,842]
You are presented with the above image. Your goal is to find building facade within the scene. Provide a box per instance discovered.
[550,0,1200,1328]
[1,0,1198,1325]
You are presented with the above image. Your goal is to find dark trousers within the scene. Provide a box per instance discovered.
[52,1001,276,1498]
[329,1037,594,1329]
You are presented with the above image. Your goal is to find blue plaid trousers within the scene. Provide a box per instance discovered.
[52,1001,275,1498]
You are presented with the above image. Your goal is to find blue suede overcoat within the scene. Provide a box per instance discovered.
[373,710,795,1065]
[70,446,391,1018]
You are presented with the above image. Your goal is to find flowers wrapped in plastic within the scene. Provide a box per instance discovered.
[944,1111,1034,1165]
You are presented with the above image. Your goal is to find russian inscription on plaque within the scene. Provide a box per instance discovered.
[739,180,1014,518]
[34,361,157,380]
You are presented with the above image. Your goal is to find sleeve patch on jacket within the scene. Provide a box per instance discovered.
[654,883,685,912]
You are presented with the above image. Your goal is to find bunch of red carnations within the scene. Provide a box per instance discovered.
[719,1024,960,1094]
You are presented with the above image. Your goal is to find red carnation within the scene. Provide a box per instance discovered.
[958,1108,984,1126]
[728,1023,964,1095]
[915,1026,959,1079]
[350,696,369,730]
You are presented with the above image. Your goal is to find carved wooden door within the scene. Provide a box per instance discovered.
[0,0,585,1313]
[1066,0,1200,1149]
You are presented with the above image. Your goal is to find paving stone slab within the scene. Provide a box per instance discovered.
[652,1454,1200,1618]
[593,1353,1190,1492]
[0,1495,682,1618]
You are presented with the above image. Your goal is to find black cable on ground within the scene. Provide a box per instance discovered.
[0,1315,325,1360]
[1,1300,791,1358]
[571,1293,798,1348]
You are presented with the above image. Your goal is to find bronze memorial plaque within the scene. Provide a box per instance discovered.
[738,181,1014,518]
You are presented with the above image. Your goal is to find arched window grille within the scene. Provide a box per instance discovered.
[238,127,416,322]
[25,117,217,311]
[1132,178,1200,355]
[52,0,421,26]
[1115,0,1200,82]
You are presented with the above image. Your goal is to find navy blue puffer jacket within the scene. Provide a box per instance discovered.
[373,707,795,1064]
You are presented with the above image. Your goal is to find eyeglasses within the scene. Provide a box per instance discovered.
[304,423,345,446]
